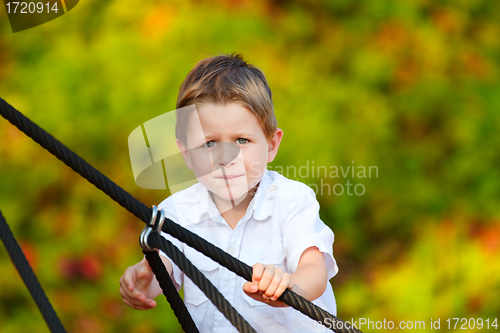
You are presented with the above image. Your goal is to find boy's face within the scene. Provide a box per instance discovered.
[176,103,282,207]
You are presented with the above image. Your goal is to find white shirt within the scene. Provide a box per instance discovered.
[159,169,338,332]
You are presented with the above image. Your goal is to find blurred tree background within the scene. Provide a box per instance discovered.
[1,0,499,332]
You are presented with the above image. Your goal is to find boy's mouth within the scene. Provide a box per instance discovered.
[215,175,243,180]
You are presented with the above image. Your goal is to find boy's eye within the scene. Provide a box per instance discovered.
[203,141,217,148]
[236,138,249,144]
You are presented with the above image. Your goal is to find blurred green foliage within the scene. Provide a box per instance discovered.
[1,0,499,332]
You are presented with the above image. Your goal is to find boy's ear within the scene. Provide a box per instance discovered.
[176,138,193,170]
[267,128,283,163]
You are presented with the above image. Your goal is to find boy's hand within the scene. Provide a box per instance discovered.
[119,258,157,310]
[242,263,293,307]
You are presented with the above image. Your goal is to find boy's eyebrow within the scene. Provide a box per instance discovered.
[233,132,255,137]
[201,131,256,139]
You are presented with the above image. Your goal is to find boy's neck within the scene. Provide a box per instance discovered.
[210,183,259,229]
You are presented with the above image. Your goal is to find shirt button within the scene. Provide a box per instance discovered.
[227,247,234,255]
[270,185,277,192]
[188,193,196,198]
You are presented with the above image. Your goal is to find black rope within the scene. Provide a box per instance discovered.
[143,250,200,333]
[0,210,67,333]
[147,232,257,333]
[0,97,151,223]
[0,97,362,333]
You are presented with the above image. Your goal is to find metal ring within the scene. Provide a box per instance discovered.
[156,209,166,234]
[139,225,155,251]
[149,205,159,227]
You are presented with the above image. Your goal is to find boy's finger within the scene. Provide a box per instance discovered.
[119,276,134,293]
[271,278,291,301]
[121,267,138,289]
[145,299,156,308]
[257,265,275,293]
[252,263,265,284]
[125,278,135,291]
[123,297,155,310]
[133,290,147,302]
[121,290,143,309]
[119,285,127,299]
[263,269,282,298]
[122,298,135,309]
[132,297,155,309]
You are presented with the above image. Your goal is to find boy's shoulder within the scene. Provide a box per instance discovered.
[157,182,209,226]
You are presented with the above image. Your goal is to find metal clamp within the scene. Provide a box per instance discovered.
[149,205,159,227]
[139,225,155,251]
[139,205,167,251]
[155,209,166,234]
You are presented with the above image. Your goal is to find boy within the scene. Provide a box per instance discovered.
[119,53,338,332]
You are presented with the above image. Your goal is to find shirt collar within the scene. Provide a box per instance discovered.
[252,169,274,221]
[178,169,275,224]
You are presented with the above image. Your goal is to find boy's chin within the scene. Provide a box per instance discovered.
[211,188,251,203]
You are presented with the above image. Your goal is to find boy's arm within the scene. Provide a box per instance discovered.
[243,246,327,307]
[146,255,175,298]
[290,246,328,301]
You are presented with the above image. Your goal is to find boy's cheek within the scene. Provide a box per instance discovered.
[189,151,216,176]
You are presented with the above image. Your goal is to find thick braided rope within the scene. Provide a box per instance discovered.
[0,211,67,333]
[0,98,151,223]
[0,97,362,333]
[147,233,257,333]
[143,250,200,333]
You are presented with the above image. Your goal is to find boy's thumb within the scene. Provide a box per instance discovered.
[243,282,258,293]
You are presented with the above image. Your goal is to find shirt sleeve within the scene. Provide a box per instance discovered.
[157,198,184,292]
[282,185,338,280]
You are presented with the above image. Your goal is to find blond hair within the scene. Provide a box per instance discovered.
[176,53,277,143]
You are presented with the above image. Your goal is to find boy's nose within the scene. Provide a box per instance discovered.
[212,142,240,167]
